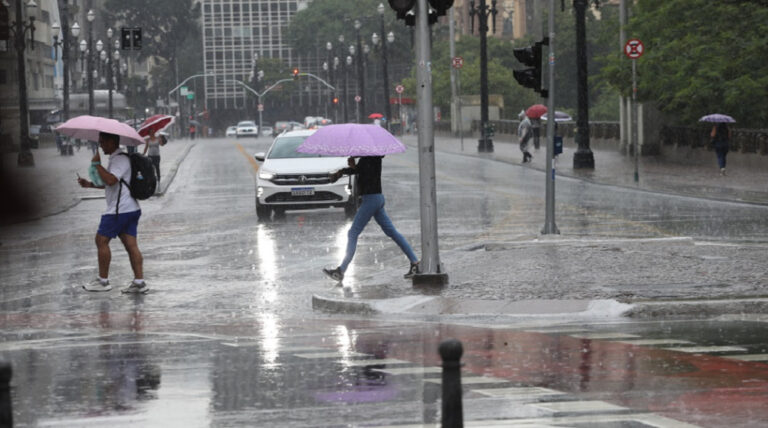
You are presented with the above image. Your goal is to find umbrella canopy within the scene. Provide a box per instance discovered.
[368,113,383,119]
[297,124,406,157]
[698,113,735,123]
[188,120,201,126]
[56,115,145,146]
[525,104,548,119]
[138,114,174,137]
[541,111,573,122]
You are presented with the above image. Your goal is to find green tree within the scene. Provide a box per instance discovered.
[598,0,768,127]
[105,0,202,101]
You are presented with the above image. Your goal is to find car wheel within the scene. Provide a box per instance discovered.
[256,200,271,221]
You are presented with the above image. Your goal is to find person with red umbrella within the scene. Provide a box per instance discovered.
[139,115,173,188]
[517,110,534,163]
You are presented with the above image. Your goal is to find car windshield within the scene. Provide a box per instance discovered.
[238,121,256,127]
[268,136,323,159]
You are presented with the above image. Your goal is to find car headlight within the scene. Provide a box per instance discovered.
[258,169,275,180]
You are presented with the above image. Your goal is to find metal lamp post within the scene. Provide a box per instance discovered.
[105,28,114,117]
[469,0,498,153]
[51,5,72,122]
[322,61,330,118]
[353,19,365,123]
[78,39,86,87]
[12,0,37,167]
[86,9,95,115]
[375,3,393,130]
[572,0,595,169]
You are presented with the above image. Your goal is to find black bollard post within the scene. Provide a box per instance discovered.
[439,339,464,428]
[0,362,12,428]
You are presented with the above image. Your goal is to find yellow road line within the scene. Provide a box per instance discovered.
[233,142,261,173]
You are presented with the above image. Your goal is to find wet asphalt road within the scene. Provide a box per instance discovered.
[1,136,768,426]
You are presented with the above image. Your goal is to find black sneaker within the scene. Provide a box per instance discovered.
[323,267,344,281]
[404,262,420,279]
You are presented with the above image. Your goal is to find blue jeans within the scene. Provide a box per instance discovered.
[715,146,728,169]
[339,194,418,273]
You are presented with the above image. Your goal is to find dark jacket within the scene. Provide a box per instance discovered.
[340,156,383,195]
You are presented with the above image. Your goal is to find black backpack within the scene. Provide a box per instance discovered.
[119,152,157,201]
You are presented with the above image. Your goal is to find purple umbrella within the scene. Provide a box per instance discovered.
[698,113,736,123]
[296,124,406,157]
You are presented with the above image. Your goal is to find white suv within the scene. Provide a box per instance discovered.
[236,120,259,138]
[254,130,358,221]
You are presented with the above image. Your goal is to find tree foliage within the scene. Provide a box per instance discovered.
[598,0,768,127]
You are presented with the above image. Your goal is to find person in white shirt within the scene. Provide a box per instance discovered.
[77,132,148,294]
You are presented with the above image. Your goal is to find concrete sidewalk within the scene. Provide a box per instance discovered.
[1,137,196,225]
[313,133,768,319]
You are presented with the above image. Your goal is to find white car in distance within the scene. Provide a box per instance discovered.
[236,120,259,138]
[225,126,237,137]
[254,129,358,221]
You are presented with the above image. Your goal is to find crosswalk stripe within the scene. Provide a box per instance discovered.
[334,358,412,367]
[473,386,565,399]
[293,351,370,359]
[373,366,442,375]
[662,345,748,353]
[569,332,641,340]
[424,376,507,385]
[530,400,627,413]
[723,353,768,361]
[617,338,694,346]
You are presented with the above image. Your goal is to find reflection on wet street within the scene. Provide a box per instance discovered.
[2,138,768,426]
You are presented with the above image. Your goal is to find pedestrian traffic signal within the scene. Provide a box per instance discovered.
[120,27,142,50]
[292,68,300,80]
[332,97,339,104]
[429,0,454,17]
[388,0,416,26]
[513,38,548,98]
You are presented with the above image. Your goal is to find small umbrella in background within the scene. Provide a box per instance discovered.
[368,113,384,119]
[56,115,145,146]
[698,113,735,123]
[525,104,548,119]
[297,124,405,157]
[188,120,201,127]
[138,114,174,137]
[541,111,573,122]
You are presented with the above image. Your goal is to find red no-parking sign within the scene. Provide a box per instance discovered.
[624,39,644,59]
[452,56,464,69]
[395,84,404,94]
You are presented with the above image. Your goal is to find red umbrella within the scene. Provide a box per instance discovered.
[525,104,548,119]
[138,114,174,137]
[368,113,383,119]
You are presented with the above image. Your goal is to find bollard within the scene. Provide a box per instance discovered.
[439,339,463,428]
[0,362,12,428]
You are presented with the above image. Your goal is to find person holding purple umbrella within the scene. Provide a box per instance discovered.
[323,156,420,282]
[711,123,731,176]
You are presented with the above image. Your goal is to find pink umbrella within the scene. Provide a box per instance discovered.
[525,104,548,119]
[297,124,405,157]
[56,115,145,146]
[138,114,175,137]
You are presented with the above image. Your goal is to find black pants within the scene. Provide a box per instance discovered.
[149,155,161,182]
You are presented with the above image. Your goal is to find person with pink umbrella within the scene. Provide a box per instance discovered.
[76,132,147,294]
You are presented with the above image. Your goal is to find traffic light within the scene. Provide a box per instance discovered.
[121,28,142,50]
[429,0,454,17]
[513,38,548,97]
[132,28,142,50]
[292,68,300,80]
[388,0,415,21]
[332,97,339,105]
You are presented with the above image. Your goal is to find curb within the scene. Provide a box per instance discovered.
[156,141,196,196]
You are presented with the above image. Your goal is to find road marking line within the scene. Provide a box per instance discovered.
[293,351,370,359]
[373,366,442,375]
[233,142,261,173]
[531,400,627,413]
[723,353,768,361]
[569,332,641,340]
[662,345,748,353]
[425,376,507,385]
[473,386,565,399]
[335,358,411,367]
[617,338,695,346]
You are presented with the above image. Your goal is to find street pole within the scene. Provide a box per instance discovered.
[542,0,559,235]
[60,0,71,121]
[632,58,638,183]
[13,0,35,167]
[342,57,349,123]
[619,0,628,153]
[86,8,94,115]
[572,0,594,169]
[457,67,463,151]
[470,0,496,153]
[413,0,448,286]
[106,29,114,118]
[448,6,457,136]
[378,4,392,130]
[354,20,365,123]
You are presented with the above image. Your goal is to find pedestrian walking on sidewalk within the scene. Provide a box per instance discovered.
[323,156,420,282]
[142,129,163,187]
[711,123,731,175]
[531,118,542,150]
[77,132,148,294]
[518,111,533,163]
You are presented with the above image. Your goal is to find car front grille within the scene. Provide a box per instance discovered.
[265,191,342,203]
[271,174,332,186]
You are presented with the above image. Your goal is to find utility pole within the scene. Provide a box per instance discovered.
[413,0,448,286]
[449,6,457,137]
[572,0,594,169]
[469,0,497,153]
[542,0,559,234]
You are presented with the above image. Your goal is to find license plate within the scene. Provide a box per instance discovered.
[291,187,315,196]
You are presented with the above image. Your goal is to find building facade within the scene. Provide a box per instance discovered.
[201,0,311,110]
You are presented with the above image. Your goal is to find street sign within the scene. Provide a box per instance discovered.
[451,56,464,69]
[395,84,404,94]
[180,86,189,96]
[187,92,195,100]
[257,104,264,112]
[354,95,361,103]
[624,39,644,59]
